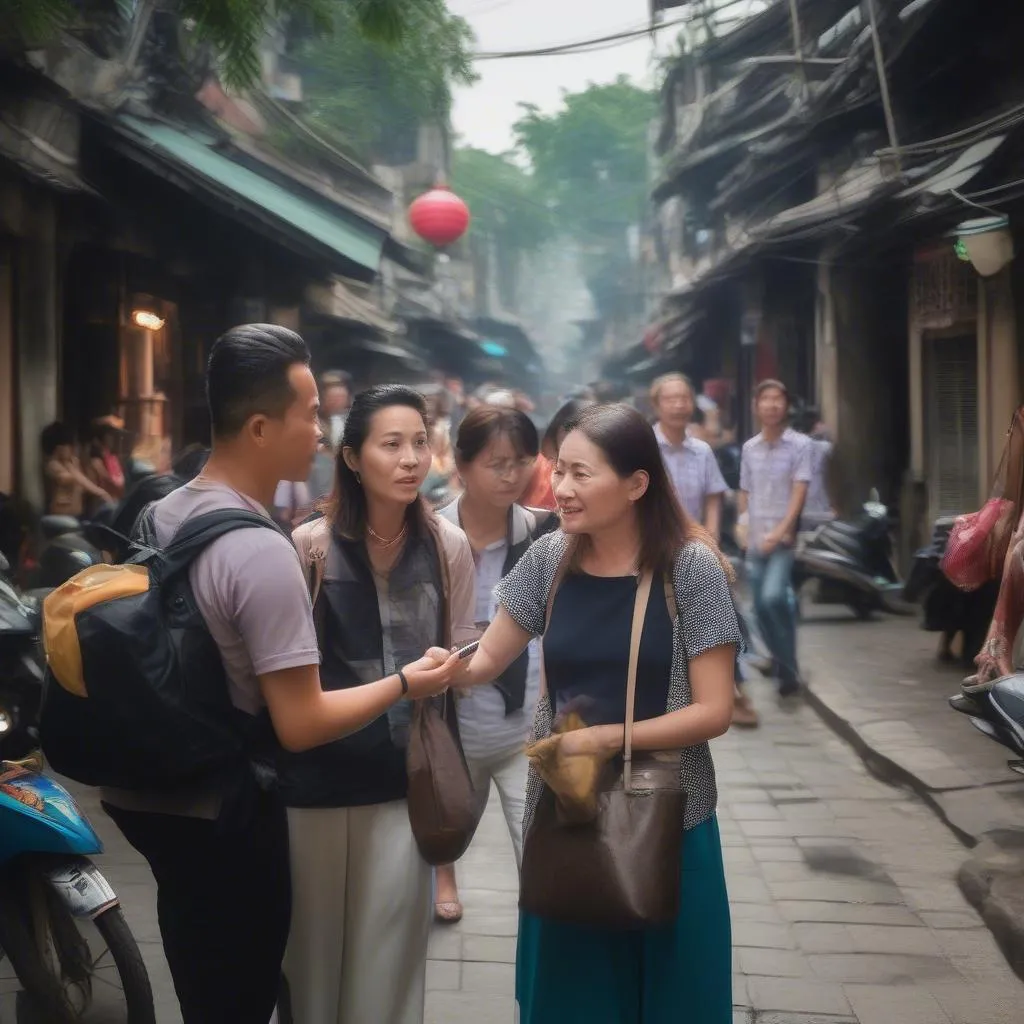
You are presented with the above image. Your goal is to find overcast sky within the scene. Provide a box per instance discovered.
[447,0,662,154]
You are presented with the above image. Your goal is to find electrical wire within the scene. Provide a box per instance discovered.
[876,102,1024,158]
[471,15,688,60]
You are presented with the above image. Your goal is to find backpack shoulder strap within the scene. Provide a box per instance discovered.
[132,502,159,548]
[156,509,282,581]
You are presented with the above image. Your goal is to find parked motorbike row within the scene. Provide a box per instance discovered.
[0,478,162,1021]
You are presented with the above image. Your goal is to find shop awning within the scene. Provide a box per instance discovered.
[111,116,387,278]
[305,278,399,335]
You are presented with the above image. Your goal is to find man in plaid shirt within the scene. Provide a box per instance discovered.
[739,380,812,697]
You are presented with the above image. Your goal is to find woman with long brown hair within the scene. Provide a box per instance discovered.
[459,402,738,1022]
[286,384,477,1024]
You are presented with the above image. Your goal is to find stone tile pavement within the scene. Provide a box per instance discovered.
[68,650,1024,1023]
[798,606,1024,842]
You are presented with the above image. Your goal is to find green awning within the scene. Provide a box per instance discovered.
[117,116,385,275]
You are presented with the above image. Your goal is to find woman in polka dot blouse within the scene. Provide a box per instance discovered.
[457,402,740,1023]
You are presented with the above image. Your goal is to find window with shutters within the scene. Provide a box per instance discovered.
[924,332,979,518]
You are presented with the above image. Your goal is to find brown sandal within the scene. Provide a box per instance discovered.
[434,900,463,924]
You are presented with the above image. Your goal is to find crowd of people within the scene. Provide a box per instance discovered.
[14,321,839,1024]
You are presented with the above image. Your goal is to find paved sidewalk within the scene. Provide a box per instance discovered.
[73,674,1024,1023]
[798,607,1024,980]
[423,681,1024,1023]
[799,607,1024,842]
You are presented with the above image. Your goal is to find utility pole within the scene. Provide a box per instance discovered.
[786,0,808,92]
[865,0,902,174]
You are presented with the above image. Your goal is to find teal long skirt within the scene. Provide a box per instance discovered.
[515,816,731,1024]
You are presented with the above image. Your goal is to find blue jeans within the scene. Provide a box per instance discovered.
[747,547,799,684]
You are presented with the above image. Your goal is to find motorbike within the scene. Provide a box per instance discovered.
[29,463,177,590]
[0,549,155,1021]
[0,554,46,762]
[950,674,1024,776]
[0,756,155,1023]
[31,518,104,591]
[792,490,907,619]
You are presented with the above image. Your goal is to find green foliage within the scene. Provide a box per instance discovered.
[511,77,655,318]
[0,0,74,43]
[451,147,551,256]
[0,0,426,90]
[513,76,654,244]
[296,0,475,164]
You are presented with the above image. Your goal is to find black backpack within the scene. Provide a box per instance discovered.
[40,509,280,791]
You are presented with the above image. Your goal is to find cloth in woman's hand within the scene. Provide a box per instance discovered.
[525,699,616,824]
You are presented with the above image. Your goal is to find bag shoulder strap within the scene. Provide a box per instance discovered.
[155,509,282,581]
[624,571,654,792]
[423,513,453,649]
[663,573,677,623]
[537,541,574,701]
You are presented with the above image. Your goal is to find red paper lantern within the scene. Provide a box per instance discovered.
[408,186,470,247]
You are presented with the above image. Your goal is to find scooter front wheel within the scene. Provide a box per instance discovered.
[0,859,155,1023]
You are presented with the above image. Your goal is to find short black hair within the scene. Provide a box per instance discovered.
[206,324,311,438]
[41,421,74,457]
[321,369,353,390]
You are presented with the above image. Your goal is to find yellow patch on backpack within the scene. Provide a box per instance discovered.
[43,565,150,697]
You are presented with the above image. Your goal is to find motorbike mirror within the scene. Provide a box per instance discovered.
[868,487,880,504]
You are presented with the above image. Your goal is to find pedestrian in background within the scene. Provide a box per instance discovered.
[651,373,757,727]
[798,408,836,531]
[650,373,728,542]
[738,380,811,697]
[521,397,594,511]
[433,406,556,923]
[41,421,112,516]
[319,369,352,450]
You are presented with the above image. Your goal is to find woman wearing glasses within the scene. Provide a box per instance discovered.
[432,405,557,923]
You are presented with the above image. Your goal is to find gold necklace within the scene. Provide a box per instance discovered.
[367,523,408,549]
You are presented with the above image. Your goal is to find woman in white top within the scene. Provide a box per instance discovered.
[433,405,556,923]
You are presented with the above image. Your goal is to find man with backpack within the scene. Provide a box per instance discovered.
[42,324,459,1024]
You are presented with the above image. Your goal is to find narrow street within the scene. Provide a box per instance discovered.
[77,620,1024,1024]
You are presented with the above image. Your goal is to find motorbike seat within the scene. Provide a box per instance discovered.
[821,520,864,540]
[40,515,82,540]
[809,530,864,561]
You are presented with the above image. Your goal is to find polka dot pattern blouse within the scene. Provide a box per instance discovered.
[495,531,743,834]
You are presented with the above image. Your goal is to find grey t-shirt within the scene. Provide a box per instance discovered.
[150,479,320,713]
[101,479,319,816]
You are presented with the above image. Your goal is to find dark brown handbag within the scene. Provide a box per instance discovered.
[519,569,688,929]
[405,514,482,866]
[406,691,480,865]
[304,517,482,867]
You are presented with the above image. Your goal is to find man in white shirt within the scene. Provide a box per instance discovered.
[739,380,812,698]
[651,373,758,726]
[650,373,728,540]
[319,369,352,449]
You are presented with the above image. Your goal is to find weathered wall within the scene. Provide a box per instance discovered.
[830,262,909,517]
[16,193,60,509]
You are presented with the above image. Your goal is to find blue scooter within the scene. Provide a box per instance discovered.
[0,555,154,1022]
